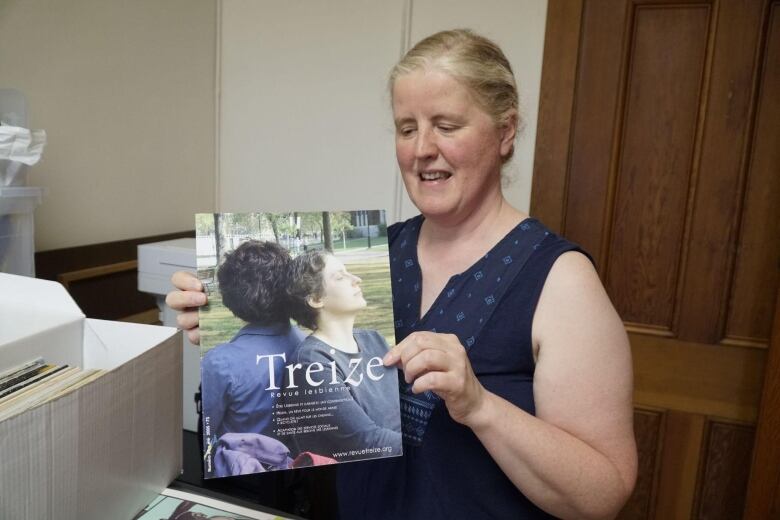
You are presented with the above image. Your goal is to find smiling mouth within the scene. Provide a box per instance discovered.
[419,171,452,181]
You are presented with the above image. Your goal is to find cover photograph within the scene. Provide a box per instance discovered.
[196,211,402,478]
[132,487,293,519]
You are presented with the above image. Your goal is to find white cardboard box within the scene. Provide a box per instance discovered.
[0,273,183,519]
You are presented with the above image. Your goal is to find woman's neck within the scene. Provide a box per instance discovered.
[313,314,358,353]
[420,191,525,249]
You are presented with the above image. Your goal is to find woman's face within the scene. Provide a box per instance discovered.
[313,255,366,315]
[392,68,515,221]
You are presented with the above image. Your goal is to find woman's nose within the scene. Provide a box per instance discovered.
[415,128,437,159]
[352,274,362,285]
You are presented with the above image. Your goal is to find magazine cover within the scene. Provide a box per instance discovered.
[196,211,402,479]
[132,488,293,519]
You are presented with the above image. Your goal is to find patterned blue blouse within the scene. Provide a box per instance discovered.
[337,214,595,520]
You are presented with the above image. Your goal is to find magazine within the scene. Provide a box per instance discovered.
[196,211,402,479]
[133,487,294,519]
[0,356,106,421]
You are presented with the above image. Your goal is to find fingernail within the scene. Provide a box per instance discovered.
[195,293,206,305]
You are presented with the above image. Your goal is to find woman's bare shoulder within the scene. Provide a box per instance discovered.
[530,250,604,356]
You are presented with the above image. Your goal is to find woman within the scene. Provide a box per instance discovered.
[199,240,304,476]
[279,250,402,462]
[169,29,636,519]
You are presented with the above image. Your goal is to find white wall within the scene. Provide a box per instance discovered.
[217,0,404,216]
[0,0,217,251]
[1,0,547,250]
[218,0,548,223]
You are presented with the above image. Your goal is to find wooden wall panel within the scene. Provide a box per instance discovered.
[676,0,768,344]
[631,332,766,422]
[724,2,780,346]
[35,230,193,321]
[606,4,711,331]
[745,288,780,518]
[530,0,583,234]
[65,269,150,321]
[550,0,773,345]
[534,1,777,517]
[655,411,706,519]
[694,420,755,520]
[618,409,664,520]
[562,0,628,268]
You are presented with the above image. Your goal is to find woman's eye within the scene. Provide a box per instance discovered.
[438,125,458,133]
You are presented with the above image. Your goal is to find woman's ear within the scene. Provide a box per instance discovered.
[499,110,518,157]
[307,295,325,309]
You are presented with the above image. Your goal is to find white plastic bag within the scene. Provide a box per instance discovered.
[0,125,46,186]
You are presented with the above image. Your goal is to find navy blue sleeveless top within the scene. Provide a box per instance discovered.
[337,215,594,520]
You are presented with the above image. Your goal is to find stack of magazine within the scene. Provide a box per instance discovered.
[0,356,103,421]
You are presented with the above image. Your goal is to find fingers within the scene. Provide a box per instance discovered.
[408,353,469,396]
[186,326,201,346]
[383,331,455,366]
[165,289,207,311]
[166,271,205,344]
[385,332,468,392]
[411,370,456,395]
[171,270,202,291]
[176,310,200,331]
[383,347,402,367]
[386,332,485,426]
[402,348,449,384]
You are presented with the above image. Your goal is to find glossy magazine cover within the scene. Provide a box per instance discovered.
[196,211,402,479]
[133,488,292,519]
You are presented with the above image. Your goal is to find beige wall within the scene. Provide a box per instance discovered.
[217,0,405,216]
[1,0,547,250]
[218,0,548,223]
[0,0,217,251]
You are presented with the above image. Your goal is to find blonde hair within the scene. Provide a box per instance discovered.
[389,29,520,163]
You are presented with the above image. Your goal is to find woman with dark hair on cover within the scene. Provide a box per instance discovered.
[200,240,304,472]
[281,250,402,462]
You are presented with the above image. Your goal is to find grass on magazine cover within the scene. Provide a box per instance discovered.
[313,235,388,250]
[200,259,394,351]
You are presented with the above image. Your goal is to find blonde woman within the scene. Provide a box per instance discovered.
[169,29,637,520]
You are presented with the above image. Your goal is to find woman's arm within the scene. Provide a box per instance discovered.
[386,251,637,520]
[498,251,636,519]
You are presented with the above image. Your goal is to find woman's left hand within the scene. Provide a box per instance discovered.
[383,331,487,426]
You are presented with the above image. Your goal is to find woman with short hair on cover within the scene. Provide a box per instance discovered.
[280,250,402,463]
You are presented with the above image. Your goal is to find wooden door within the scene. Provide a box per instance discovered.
[532,1,779,518]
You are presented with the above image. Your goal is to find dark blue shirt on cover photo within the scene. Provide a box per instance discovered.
[201,322,304,442]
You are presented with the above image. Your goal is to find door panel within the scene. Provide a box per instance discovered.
[606,5,710,331]
[533,1,779,517]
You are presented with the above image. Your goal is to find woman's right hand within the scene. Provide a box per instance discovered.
[165,271,208,345]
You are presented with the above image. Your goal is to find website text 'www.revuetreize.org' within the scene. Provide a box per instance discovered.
[333,446,394,458]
